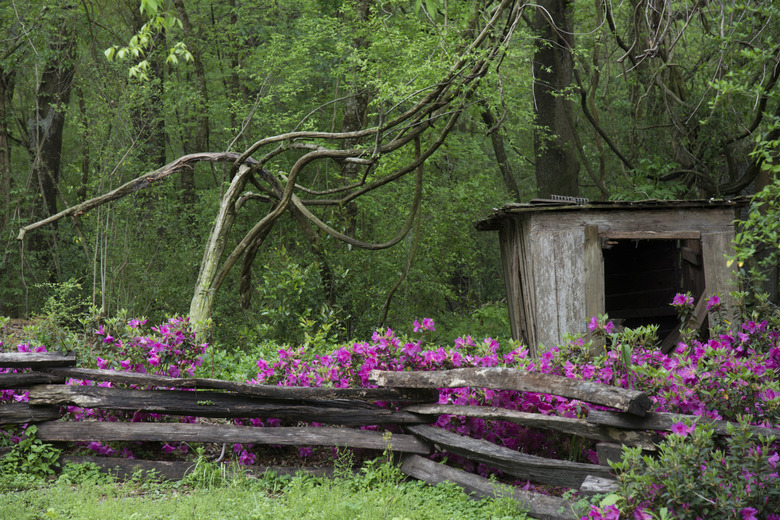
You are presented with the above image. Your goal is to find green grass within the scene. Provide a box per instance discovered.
[0,459,530,520]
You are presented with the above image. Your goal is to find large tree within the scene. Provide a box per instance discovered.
[17,0,524,333]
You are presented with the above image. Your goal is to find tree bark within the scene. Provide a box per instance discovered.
[481,106,521,201]
[173,0,209,206]
[128,1,166,170]
[0,66,13,232]
[27,15,76,276]
[532,0,580,198]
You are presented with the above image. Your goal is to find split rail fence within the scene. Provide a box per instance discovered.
[2,352,778,520]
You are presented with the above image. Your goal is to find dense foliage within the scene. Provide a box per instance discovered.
[2,293,779,518]
[2,0,779,340]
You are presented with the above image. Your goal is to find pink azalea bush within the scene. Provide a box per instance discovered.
[2,293,779,517]
[1,317,207,457]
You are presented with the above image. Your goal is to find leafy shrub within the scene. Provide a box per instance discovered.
[610,419,779,520]
[0,425,61,482]
[56,462,116,486]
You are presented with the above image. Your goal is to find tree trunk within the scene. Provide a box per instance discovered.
[173,0,209,206]
[0,66,13,232]
[27,19,76,277]
[532,0,580,198]
[128,2,166,170]
[481,107,521,201]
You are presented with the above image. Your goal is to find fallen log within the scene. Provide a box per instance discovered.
[404,404,658,450]
[0,352,76,369]
[406,424,613,488]
[28,384,429,425]
[44,367,437,403]
[35,421,430,454]
[0,402,61,425]
[400,454,577,520]
[587,410,779,440]
[0,371,65,388]
[372,368,652,416]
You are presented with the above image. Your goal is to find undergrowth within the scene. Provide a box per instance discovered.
[0,455,529,520]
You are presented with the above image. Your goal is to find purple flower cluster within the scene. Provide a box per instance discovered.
[2,293,779,511]
[0,317,209,458]
[93,316,207,378]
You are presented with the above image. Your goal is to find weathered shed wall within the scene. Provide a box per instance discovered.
[487,204,740,357]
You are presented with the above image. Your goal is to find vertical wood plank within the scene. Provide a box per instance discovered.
[499,220,524,343]
[533,230,560,353]
[701,232,739,324]
[518,218,538,353]
[555,230,585,340]
[584,225,605,326]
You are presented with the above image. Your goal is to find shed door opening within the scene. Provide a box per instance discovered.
[602,237,704,338]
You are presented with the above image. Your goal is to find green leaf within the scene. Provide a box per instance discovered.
[599,494,620,508]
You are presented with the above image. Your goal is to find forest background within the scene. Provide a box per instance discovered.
[1,0,779,347]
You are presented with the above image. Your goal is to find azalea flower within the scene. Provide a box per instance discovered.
[670,421,695,437]
[740,507,758,520]
[672,292,694,307]
[706,294,721,311]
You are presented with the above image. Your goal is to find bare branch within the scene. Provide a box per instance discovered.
[17,152,258,241]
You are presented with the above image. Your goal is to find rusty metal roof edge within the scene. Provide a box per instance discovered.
[475,197,751,231]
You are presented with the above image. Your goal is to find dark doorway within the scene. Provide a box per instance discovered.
[602,238,704,338]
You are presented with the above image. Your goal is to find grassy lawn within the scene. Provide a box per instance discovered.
[0,459,531,520]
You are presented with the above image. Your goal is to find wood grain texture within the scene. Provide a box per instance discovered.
[580,475,619,496]
[587,410,779,440]
[371,368,652,416]
[28,384,428,425]
[407,425,613,488]
[531,208,736,235]
[533,230,561,351]
[584,225,605,325]
[0,352,76,368]
[0,403,60,425]
[0,371,64,388]
[400,455,577,520]
[701,232,739,323]
[403,404,658,449]
[35,421,431,454]
[43,367,438,402]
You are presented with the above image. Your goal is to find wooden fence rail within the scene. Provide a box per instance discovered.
[5,351,769,520]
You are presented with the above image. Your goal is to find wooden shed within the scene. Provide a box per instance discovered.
[476,199,744,356]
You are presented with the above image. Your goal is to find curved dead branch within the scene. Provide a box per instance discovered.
[17,152,258,242]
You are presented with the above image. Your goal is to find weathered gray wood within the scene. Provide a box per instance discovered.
[400,455,577,520]
[43,367,437,403]
[406,425,613,489]
[531,208,737,236]
[587,410,780,440]
[579,475,619,496]
[584,225,605,328]
[701,232,739,324]
[28,384,428,425]
[372,368,652,416]
[532,230,563,351]
[599,230,701,240]
[0,371,65,388]
[0,352,76,368]
[60,455,340,481]
[596,442,625,467]
[517,218,538,351]
[556,230,586,346]
[0,402,61,424]
[35,421,431,454]
[403,404,658,449]
[499,219,526,345]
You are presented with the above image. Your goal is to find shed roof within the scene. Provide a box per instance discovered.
[475,198,749,231]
